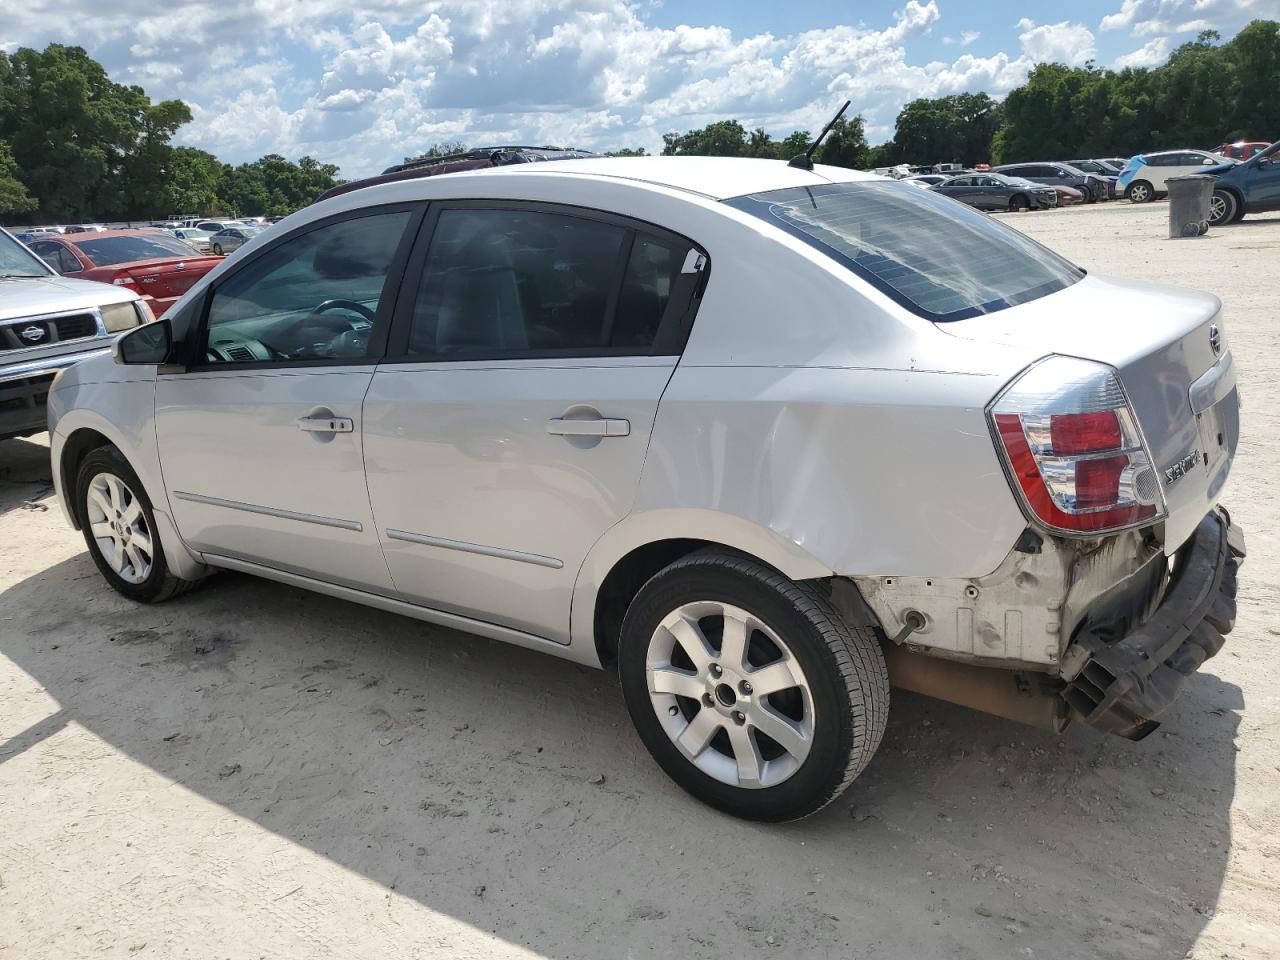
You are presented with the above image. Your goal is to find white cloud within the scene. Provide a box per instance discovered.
[1099,0,1270,37]
[1016,18,1098,66]
[1114,35,1172,67]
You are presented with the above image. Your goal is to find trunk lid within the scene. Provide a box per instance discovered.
[120,256,220,301]
[942,273,1238,553]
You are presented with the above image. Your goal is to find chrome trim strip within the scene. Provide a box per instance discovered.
[172,491,363,532]
[201,554,570,647]
[0,347,112,384]
[1189,349,1235,415]
[385,528,563,569]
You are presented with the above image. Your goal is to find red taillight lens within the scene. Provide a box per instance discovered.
[1050,410,1121,455]
[112,274,141,292]
[991,357,1164,535]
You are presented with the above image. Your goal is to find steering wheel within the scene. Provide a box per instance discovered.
[313,298,376,323]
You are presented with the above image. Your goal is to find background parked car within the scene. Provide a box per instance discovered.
[168,228,215,253]
[991,162,1106,203]
[932,172,1056,211]
[1213,141,1269,161]
[1117,150,1234,202]
[1049,184,1085,206]
[65,224,107,234]
[902,174,950,187]
[1065,159,1121,198]
[194,219,241,234]
[1206,139,1280,225]
[27,229,222,317]
[208,225,261,255]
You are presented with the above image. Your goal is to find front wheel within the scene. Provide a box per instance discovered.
[76,446,201,603]
[1208,189,1239,226]
[618,550,889,821]
[1008,194,1029,212]
[1127,180,1154,203]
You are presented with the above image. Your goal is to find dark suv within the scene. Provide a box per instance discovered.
[991,162,1107,203]
[318,146,596,202]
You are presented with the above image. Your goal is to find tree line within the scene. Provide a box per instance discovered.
[0,45,340,222]
[3,21,1277,221]
[648,20,1279,169]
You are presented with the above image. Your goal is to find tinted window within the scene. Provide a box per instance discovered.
[32,242,81,274]
[728,181,1082,323]
[1000,166,1027,177]
[74,234,199,266]
[202,211,411,364]
[612,233,685,348]
[407,208,634,357]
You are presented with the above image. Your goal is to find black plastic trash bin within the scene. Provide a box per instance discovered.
[1166,175,1214,237]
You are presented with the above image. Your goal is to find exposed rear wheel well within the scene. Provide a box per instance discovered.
[593,539,716,669]
[60,429,113,529]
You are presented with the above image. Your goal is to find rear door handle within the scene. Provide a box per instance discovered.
[546,417,630,437]
[297,415,354,433]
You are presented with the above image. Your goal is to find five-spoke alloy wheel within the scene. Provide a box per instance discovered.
[619,550,889,821]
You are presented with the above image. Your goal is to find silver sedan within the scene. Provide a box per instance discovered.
[208,226,260,255]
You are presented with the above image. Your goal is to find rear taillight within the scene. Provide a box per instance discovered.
[112,274,142,293]
[990,356,1165,535]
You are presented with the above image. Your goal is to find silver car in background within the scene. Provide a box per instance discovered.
[46,157,1244,821]
[208,225,260,255]
[169,228,215,253]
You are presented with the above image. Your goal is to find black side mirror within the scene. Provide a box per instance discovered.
[113,319,172,365]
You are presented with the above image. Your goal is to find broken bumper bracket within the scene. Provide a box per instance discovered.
[1061,508,1245,740]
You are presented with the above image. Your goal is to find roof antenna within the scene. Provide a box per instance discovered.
[789,99,851,170]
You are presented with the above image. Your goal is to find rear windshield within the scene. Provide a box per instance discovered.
[727,181,1083,322]
[74,234,198,266]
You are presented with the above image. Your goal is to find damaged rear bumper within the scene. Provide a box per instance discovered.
[1061,508,1245,739]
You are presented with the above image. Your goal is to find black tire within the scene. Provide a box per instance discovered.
[1208,189,1240,227]
[1008,194,1029,212]
[1127,180,1154,203]
[618,550,889,822]
[75,445,201,603]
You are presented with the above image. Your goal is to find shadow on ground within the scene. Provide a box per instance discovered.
[0,437,54,519]
[0,549,1242,959]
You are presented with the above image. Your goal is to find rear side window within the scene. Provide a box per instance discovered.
[728,181,1082,323]
[405,208,692,357]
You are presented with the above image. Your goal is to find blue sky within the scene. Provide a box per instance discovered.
[5,0,1276,176]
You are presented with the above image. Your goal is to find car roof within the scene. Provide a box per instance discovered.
[59,228,169,242]
[438,156,880,201]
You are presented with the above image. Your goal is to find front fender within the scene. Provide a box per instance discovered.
[51,388,206,581]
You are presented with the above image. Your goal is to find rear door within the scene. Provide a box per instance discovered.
[154,205,422,591]
[363,202,707,641]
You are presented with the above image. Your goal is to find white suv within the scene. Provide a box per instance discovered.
[1118,149,1233,202]
[47,157,1244,821]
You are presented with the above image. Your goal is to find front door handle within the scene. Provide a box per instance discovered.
[547,417,630,437]
[297,415,354,433]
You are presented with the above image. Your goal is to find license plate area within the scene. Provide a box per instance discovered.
[1196,386,1238,479]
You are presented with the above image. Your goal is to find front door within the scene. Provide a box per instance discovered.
[363,203,706,641]
[155,206,420,591]
[1244,152,1280,211]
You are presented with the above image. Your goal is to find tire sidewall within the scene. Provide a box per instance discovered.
[75,447,172,602]
[1209,190,1236,226]
[618,561,866,821]
[1128,181,1152,203]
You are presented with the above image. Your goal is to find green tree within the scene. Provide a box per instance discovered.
[605,147,647,157]
[815,116,871,169]
[894,93,1000,165]
[662,120,749,156]
[0,141,37,215]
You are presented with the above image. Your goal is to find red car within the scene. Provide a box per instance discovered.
[1214,141,1269,161]
[26,229,222,317]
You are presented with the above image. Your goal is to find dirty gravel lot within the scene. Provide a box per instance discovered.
[1,202,1277,960]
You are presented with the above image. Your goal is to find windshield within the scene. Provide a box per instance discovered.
[0,230,54,278]
[73,233,199,266]
[727,181,1083,322]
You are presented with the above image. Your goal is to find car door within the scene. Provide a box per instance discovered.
[362,201,707,642]
[937,176,972,203]
[974,176,1003,209]
[1243,150,1280,211]
[154,204,422,591]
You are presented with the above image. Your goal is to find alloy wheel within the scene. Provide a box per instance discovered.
[1129,183,1150,203]
[645,600,814,789]
[1209,192,1233,225]
[86,472,154,585]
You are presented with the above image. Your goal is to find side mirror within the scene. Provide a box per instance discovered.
[113,318,171,365]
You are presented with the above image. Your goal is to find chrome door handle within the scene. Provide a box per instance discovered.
[546,417,630,437]
[297,415,353,433]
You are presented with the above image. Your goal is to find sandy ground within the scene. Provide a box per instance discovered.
[1,201,1277,960]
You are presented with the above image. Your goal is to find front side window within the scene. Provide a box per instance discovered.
[406,207,686,357]
[201,211,411,364]
[728,181,1083,323]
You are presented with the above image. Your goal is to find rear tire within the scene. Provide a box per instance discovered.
[1208,189,1239,227]
[618,550,889,822]
[1127,180,1154,203]
[75,446,201,604]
